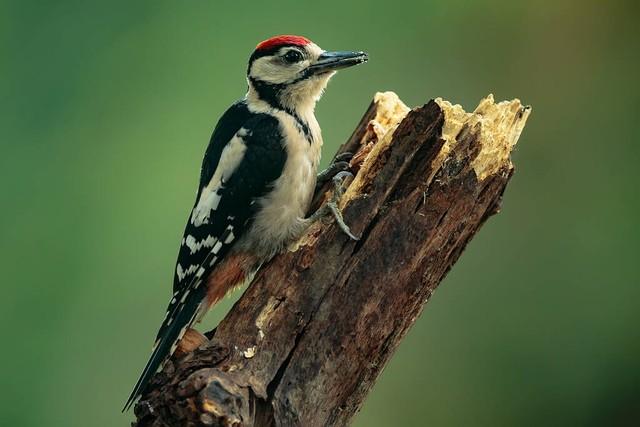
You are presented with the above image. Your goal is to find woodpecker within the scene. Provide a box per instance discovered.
[124,35,367,411]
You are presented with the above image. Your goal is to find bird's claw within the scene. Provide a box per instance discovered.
[309,169,359,241]
[330,170,353,201]
[316,152,354,189]
[334,151,354,163]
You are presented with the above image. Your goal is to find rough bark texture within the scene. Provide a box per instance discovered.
[132,92,531,427]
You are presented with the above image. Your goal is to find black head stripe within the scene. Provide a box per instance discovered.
[247,44,309,75]
[247,76,313,143]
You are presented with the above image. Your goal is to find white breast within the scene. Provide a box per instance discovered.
[243,101,322,256]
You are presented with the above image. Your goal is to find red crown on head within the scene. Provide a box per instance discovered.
[256,35,311,51]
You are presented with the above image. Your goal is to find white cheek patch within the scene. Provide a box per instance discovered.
[250,56,307,85]
[191,134,247,226]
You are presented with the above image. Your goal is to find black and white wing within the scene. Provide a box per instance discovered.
[124,100,286,410]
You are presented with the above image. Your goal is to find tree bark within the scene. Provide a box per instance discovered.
[132,92,531,427]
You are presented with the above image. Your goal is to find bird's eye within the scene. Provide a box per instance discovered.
[283,50,303,64]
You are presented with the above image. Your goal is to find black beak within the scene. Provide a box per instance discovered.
[309,51,368,74]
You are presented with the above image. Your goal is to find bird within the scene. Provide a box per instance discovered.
[124,35,368,411]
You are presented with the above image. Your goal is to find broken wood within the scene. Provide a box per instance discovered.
[132,92,531,427]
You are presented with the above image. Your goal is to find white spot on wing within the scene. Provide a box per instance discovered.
[177,264,200,281]
[192,134,248,226]
[212,241,223,254]
[180,289,190,303]
[185,235,218,254]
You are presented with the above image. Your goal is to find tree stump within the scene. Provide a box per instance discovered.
[132,92,531,427]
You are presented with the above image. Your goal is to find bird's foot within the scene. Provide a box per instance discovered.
[316,152,353,191]
[308,170,359,240]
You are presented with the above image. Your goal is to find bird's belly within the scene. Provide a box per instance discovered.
[243,145,319,257]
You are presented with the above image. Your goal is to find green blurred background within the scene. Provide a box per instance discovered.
[2,0,638,425]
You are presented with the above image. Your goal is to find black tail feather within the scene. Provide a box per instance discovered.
[122,285,205,412]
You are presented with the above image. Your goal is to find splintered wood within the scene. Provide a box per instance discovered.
[344,92,530,206]
[133,92,530,427]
